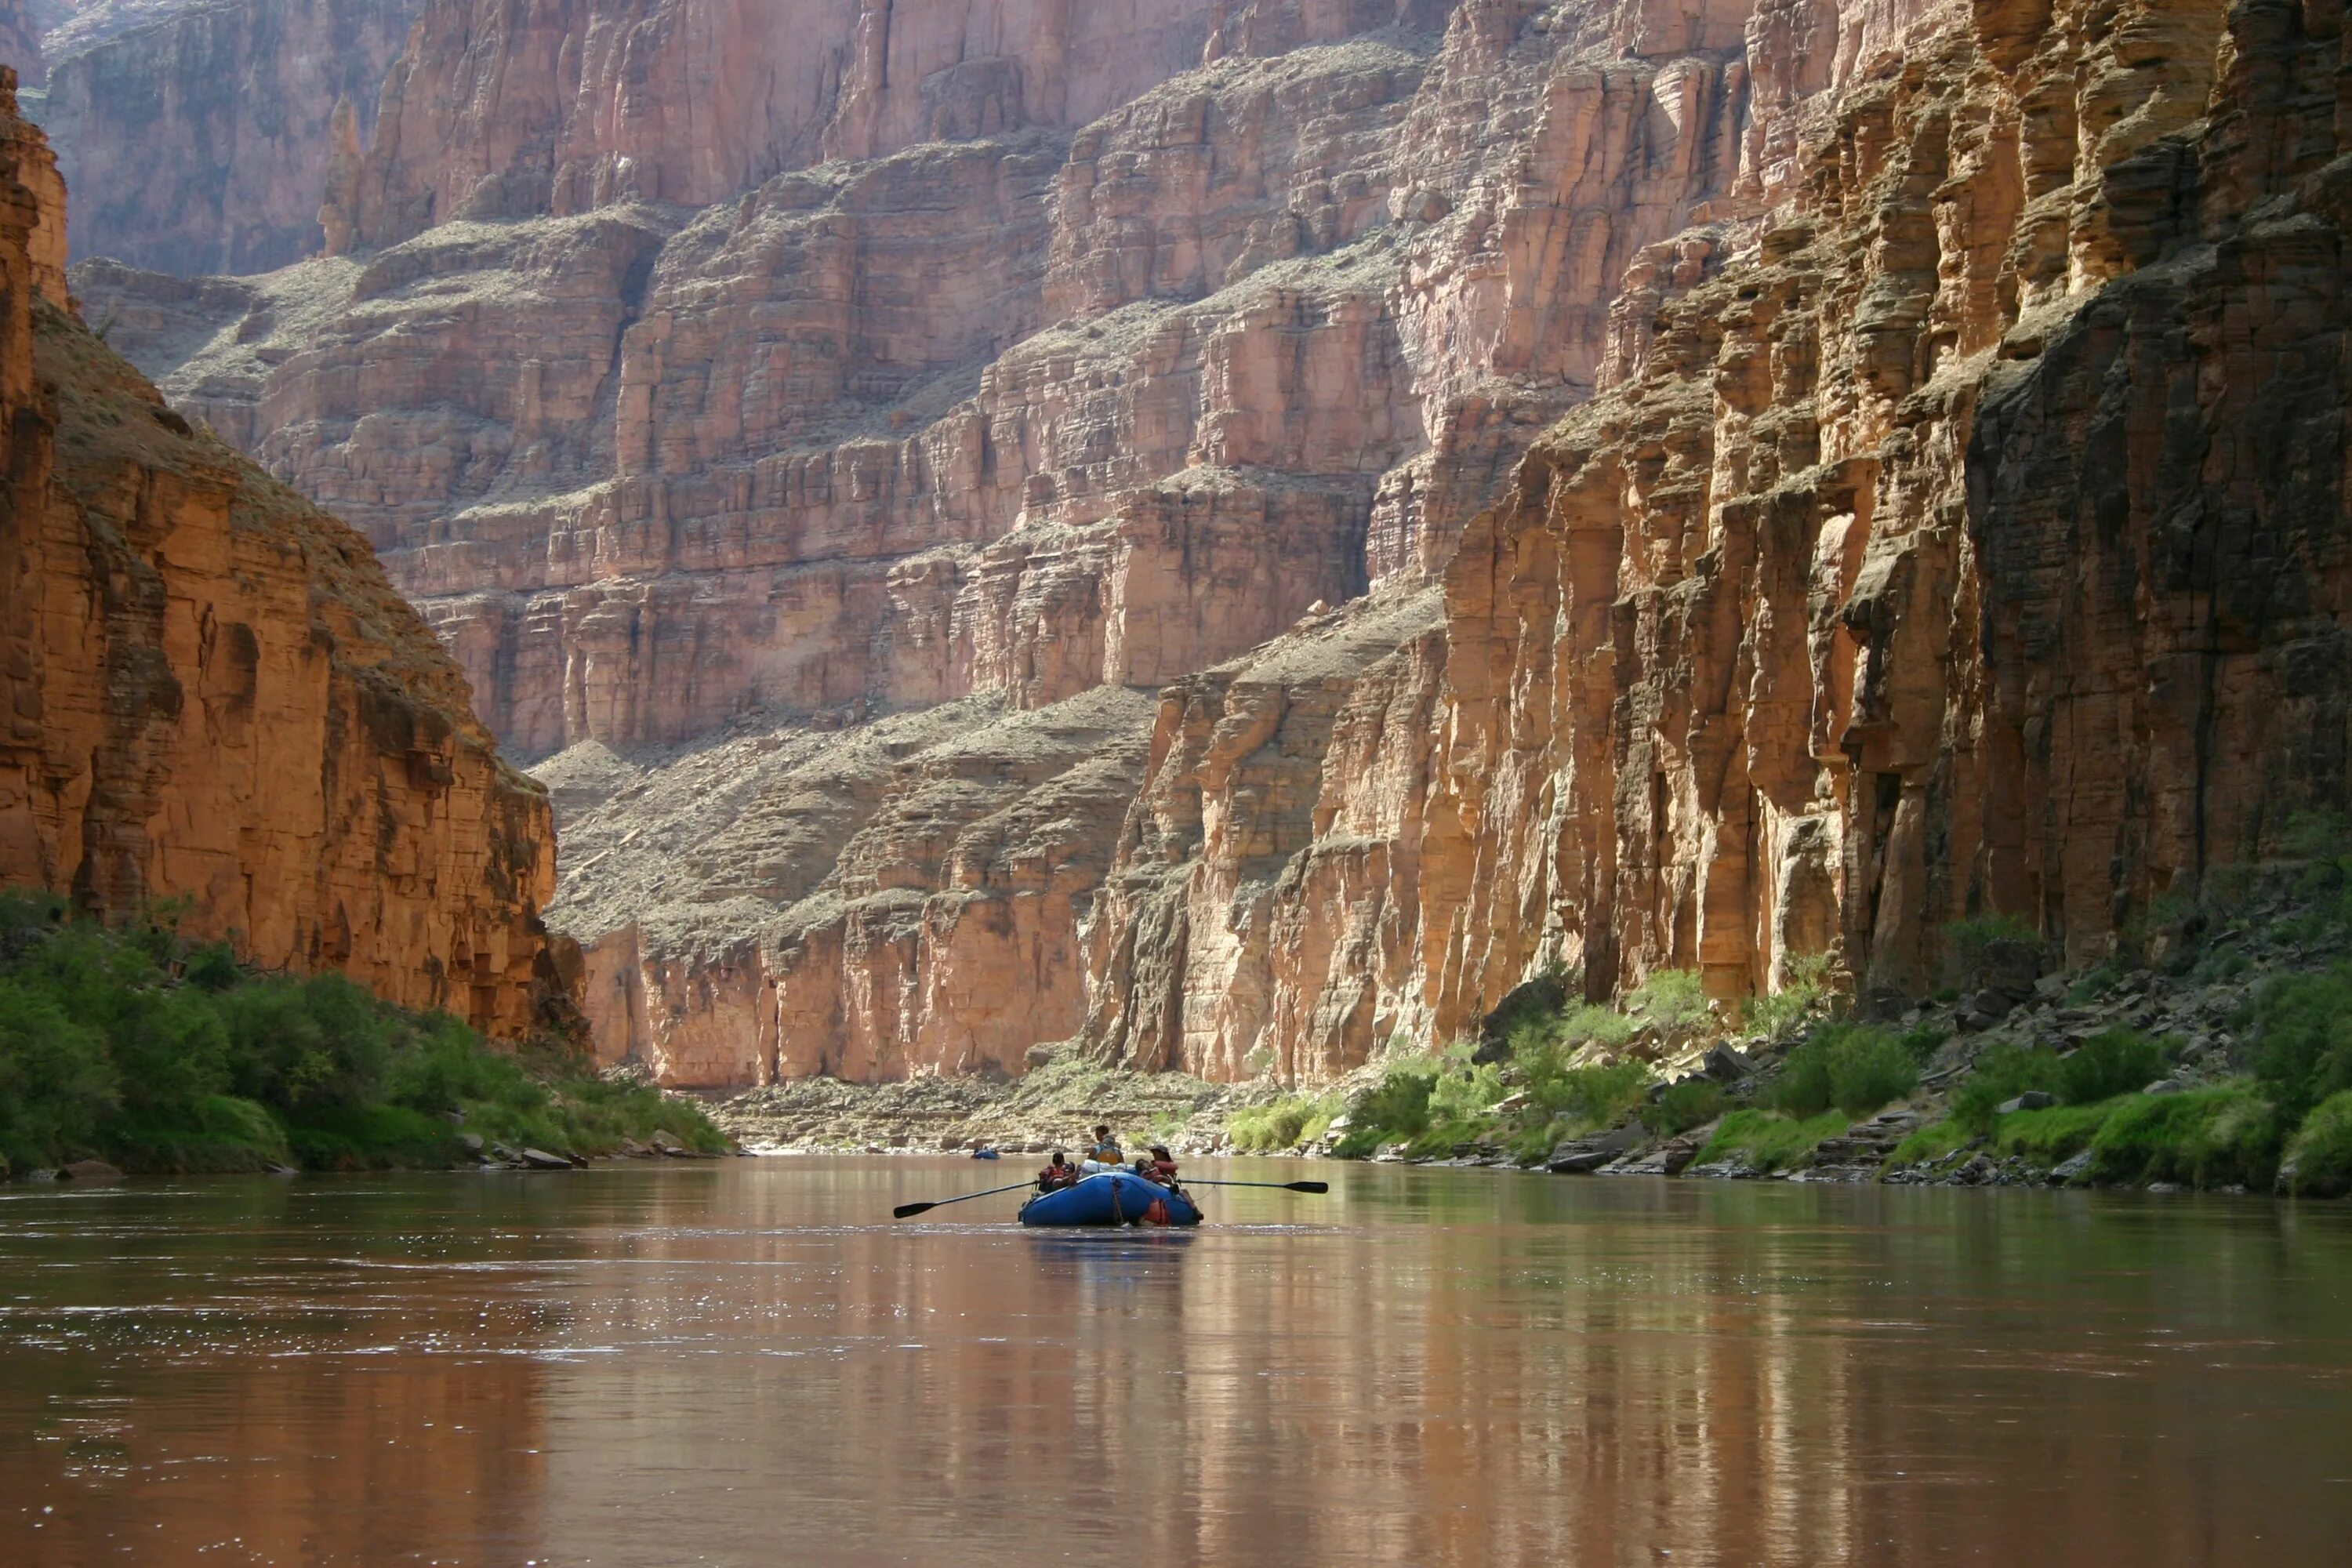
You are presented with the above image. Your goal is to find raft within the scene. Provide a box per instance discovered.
[1018,1171,1203,1229]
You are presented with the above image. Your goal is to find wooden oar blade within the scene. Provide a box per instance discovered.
[892,1202,936,1219]
[1286,1181,1330,1193]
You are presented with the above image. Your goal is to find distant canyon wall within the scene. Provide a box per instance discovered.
[35,0,422,273]
[0,71,567,1036]
[81,0,2352,1087]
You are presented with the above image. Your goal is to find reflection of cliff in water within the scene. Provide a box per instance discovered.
[0,1178,554,1567]
[6,1162,2352,1566]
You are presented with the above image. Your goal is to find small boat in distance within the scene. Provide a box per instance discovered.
[1018,1170,1203,1229]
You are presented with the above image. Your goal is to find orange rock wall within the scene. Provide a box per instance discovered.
[0,74,565,1036]
[1080,0,2352,1076]
[85,0,2352,1087]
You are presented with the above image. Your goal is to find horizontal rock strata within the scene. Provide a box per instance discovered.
[0,73,567,1036]
[82,0,2352,1088]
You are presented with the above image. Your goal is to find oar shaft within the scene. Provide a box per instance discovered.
[895,1179,1036,1218]
[1182,1178,1329,1192]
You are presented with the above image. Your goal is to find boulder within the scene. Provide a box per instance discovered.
[518,1148,574,1170]
[1702,1044,1758,1083]
[61,1160,125,1185]
[1996,1091,2056,1114]
[1547,1125,1646,1174]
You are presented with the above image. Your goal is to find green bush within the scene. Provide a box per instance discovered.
[1992,1102,2118,1164]
[2281,1090,2352,1197]
[2089,1087,2284,1189]
[1950,1044,2067,1134]
[0,895,729,1173]
[1650,1077,1727,1136]
[1743,953,1832,1044]
[1774,1025,1919,1119]
[2056,1029,2167,1106]
[1229,1093,1344,1152]
[1628,969,1709,1031]
[1335,1058,1442,1155]
[2252,965,2352,1119]
[1555,1004,1635,1050]
[1696,1109,1850,1173]
[1537,1061,1652,1128]
[0,978,117,1169]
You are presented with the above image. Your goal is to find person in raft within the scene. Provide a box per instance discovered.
[1036,1152,1078,1192]
[1087,1125,1124,1167]
[1139,1145,1180,1187]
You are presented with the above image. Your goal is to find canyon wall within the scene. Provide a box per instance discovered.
[33,0,423,273]
[0,72,567,1036]
[0,2,42,86]
[82,0,2352,1087]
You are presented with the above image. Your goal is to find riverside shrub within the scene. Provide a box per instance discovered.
[2282,1091,2352,1197]
[2056,1029,2168,1106]
[2088,1086,2285,1190]
[1774,1025,1919,1119]
[1650,1077,1727,1136]
[2252,965,2352,1118]
[0,892,728,1173]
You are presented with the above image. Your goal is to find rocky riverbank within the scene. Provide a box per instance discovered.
[716,842,2352,1201]
[709,1047,1288,1158]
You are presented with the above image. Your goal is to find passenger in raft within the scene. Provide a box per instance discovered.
[1036,1152,1078,1192]
[1141,1145,1180,1187]
[1087,1125,1124,1166]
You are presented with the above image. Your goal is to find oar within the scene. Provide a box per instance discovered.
[1180,1178,1330,1193]
[893,1181,1037,1220]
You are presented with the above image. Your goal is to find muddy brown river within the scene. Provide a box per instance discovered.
[2,1158,2349,1565]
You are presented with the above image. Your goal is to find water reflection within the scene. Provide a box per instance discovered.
[2,1163,2349,1566]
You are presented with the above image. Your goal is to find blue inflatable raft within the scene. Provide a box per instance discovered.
[1018,1171,1203,1228]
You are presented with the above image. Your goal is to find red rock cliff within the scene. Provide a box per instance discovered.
[80,0,2352,1087]
[0,72,568,1036]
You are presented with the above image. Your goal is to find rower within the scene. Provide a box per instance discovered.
[1036,1152,1077,1192]
[1087,1123,1124,1166]
[1142,1145,1180,1186]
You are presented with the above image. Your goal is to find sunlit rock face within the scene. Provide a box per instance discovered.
[79,0,2352,1083]
[0,74,568,1036]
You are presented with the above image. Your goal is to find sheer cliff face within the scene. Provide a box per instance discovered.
[0,75,566,1037]
[33,0,423,273]
[82,0,2352,1086]
[1087,0,2352,1076]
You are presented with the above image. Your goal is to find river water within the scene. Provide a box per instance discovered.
[3,1159,2350,1566]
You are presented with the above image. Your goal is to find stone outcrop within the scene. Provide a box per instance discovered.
[0,72,566,1036]
[31,0,423,273]
[85,0,2352,1089]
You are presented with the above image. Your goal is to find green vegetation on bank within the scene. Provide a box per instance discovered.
[0,892,728,1177]
[1694,1109,1851,1173]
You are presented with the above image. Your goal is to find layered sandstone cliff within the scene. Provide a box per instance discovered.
[82,1,1755,1079]
[0,72,565,1036]
[1073,0,2352,1076]
[31,0,421,273]
[83,0,2352,1087]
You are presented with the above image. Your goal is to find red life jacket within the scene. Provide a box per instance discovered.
[1149,1160,1179,1185]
